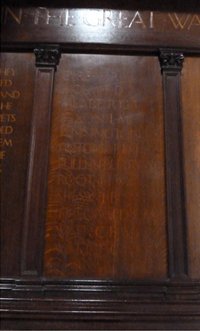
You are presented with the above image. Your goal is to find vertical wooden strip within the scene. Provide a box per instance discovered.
[182,57,200,278]
[21,47,61,276]
[159,49,188,278]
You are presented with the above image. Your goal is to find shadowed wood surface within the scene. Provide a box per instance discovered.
[44,54,167,279]
[0,53,34,277]
[2,7,200,50]
[182,57,200,279]
[1,1,200,328]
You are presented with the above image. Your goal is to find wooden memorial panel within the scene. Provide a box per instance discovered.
[1,3,200,330]
[44,54,167,279]
[2,7,200,50]
[182,57,200,279]
[0,53,35,276]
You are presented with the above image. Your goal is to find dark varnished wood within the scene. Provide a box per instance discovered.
[0,53,35,277]
[1,1,200,329]
[159,49,188,278]
[44,54,167,279]
[182,57,200,279]
[21,47,61,276]
[1,7,200,50]
[2,0,200,11]
[1,278,200,330]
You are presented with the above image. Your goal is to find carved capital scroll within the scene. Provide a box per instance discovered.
[34,47,61,68]
[159,49,188,279]
[159,49,184,73]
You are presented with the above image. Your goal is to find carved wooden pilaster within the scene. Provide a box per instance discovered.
[21,46,61,276]
[159,49,188,279]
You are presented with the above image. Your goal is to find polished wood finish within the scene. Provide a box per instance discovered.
[44,54,167,279]
[0,53,35,277]
[1,1,200,330]
[182,57,200,279]
[159,49,188,278]
[2,7,200,51]
[21,47,61,276]
[1,278,200,330]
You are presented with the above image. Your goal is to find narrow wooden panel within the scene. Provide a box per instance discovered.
[0,53,34,276]
[159,50,188,279]
[182,57,200,279]
[21,47,61,276]
[44,54,167,279]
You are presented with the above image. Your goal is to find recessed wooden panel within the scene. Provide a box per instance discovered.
[0,53,35,276]
[182,57,200,279]
[44,54,167,279]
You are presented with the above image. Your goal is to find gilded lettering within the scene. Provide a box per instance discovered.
[118,11,128,28]
[0,90,21,99]
[34,7,49,25]
[2,8,200,32]
[46,10,64,26]
[0,79,13,87]
[83,10,102,26]
[0,114,16,123]
[64,9,75,27]
[0,68,15,76]
[128,11,146,28]
[0,138,13,147]
[168,13,191,29]
[0,67,20,170]
[188,15,200,30]
[0,151,6,159]
[103,10,116,27]
[150,11,154,29]
[0,102,13,111]
[3,7,22,24]
[0,126,14,134]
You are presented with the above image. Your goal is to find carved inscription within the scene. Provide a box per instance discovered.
[2,7,200,31]
[45,69,122,277]
[45,55,167,278]
[0,67,21,172]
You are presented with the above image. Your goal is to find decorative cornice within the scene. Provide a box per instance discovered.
[159,49,184,73]
[34,47,61,68]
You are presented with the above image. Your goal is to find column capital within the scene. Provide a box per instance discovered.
[34,46,61,68]
[159,49,184,73]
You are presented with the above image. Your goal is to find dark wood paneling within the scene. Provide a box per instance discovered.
[21,47,61,276]
[0,53,34,277]
[182,57,200,279]
[2,0,200,12]
[159,50,188,279]
[1,1,200,329]
[44,54,167,279]
[1,278,200,330]
[1,8,200,50]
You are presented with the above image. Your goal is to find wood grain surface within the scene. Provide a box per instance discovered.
[182,57,200,279]
[44,54,167,279]
[0,53,35,276]
[2,8,200,50]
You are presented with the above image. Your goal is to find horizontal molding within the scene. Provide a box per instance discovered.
[1,42,200,55]
[2,8,200,49]
[1,278,200,300]
[1,279,200,329]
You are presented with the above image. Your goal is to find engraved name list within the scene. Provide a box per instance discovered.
[0,67,21,172]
